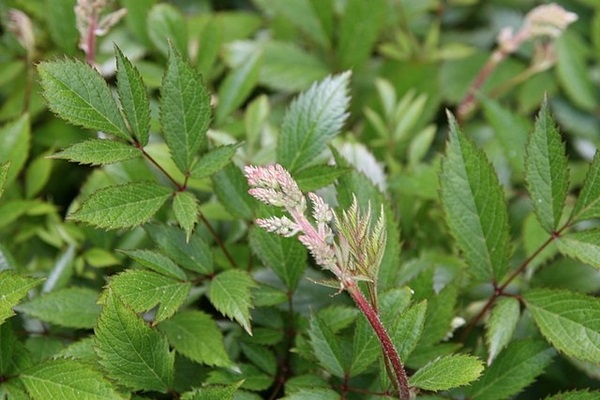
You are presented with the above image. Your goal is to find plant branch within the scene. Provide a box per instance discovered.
[140,147,185,190]
[198,212,239,269]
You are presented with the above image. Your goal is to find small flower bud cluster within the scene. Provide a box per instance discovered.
[245,164,305,212]
[7,9,35,55]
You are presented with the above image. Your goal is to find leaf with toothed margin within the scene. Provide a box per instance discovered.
[209,269,257,335]
[51,139,142,166]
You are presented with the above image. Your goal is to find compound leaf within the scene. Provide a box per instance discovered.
[0,271,44,325]
[440,112,510,281]
[409,354,483,391]
[51,139,141,166]
[209,269,256,335]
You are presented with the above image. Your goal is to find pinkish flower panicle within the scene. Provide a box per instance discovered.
[524,3,578,38]
[308,192,334,224]
[244,164,305,211]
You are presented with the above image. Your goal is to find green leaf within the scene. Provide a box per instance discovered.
[20,359,122,400]
[45,0,78,55]
[294,165,349,192]
[468,340,556,400]
[172,191,199,242]
[389,300,427,361]
[308,314,345,378]
[51,139,141,166]
[571,152,600,222]
[525,100,569,233]
[545,390,600,400]
[189,143,242,179]
[94,291,174,392]
[350,313,381,376]
[145,224,213,274]
[159,310,231,367]
[212,164,256,220]
[25,152,53,199]
[37,59,130,140]
[0,115,30,187]
[68,182,172,230]
[147,3,188,57]
[282,389,340,400]
[418,283,458,348]
[557,229,600,270]
[121,0,155,46]
[0,271,44,325]
[524,288,600,364]
[248,226,307,291]
[106,269,191,324]
[440,112,510,281]
[486,297,520,365]
[196,17,223,77]
[277,72,351,173]
[120,249,187,280]
[181,383,241,400]
[216,51,261,124]
[115,45,151,146]
[16,287,100,329]
[0,162,10,200]
[338,0,385,69]
[209,269,256,335]
[160,43,211,173]
[409,354,483,391]
[240,342,277,375]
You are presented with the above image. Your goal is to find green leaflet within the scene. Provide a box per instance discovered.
[105,269,191,324]
[338,0,385,69]
[440,112,510,281]
[350,312,381,376]
[485,297,520,365]
[172,191,199,242]
[0,115,30,187]
[557,229,600,270]
[277,72,351,173]
[0,271,44,325]
[158,310,231,367]
[571,152,600,222]
[294,164,349,192]
[524,288,600,364]
[25,152,53,199]
[468,340,556,400]
[19,359,122,400]
[37,59,130,140]
[0,162,10,200]
[160,43,211,173]
[389,300,427,362]
[189,143,242,179]
[196,17,223,77]
[418,283,458,347]
[248,226,307,291]
[94,292,174,392]
[525,99,569,233]
[241,342,277,376]
[68,182,172,230]
[545,390,600,400]
[409,354,483,391]
[16,287,101,329]
[147,3,188,57]
[119,249,187,280]
[308,314,345,378]
[115,45,151,146]
[51,139,141,166]
[209,269,257,335]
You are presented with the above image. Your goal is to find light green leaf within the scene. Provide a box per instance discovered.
[209,269,256,335]
[248,226,307,291]
[409,354,483,391]
[145,224,213,274]
[277,72,351,173]
[338,0,385,69]
[524,288,600,364]
[196,17,223,77]
[51,139,141,166]
[308,314,345,378]
[0,115,30,187]
[180,382,241,400]
[571,152,600,222]
[557,229,600,270]
[120,249,187,280]
[189,143,242,179]
[172,191,199,242]
[37,59,130,140]
[160,43,211,173]
[0,271,44,325]
[468,340,556,400]
[68,182,172,230]
[25,152,53,199]
[545,390,600,400]
[94,292,174,392]
[440,112,510,281]
[147,3,188,57]
[158,310,231,367]
[212,164,256,220]
[106,269,191,324]
[16,287,100,329]
[294,165,349,192]
[486,297,520,365]
[216,51,261,124]
[20,359,122,400]
[0,162,10,200]
[525,100,569,233]
[115,44,151,146]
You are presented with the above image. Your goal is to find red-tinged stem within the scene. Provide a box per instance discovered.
[346,281,410,400]
[85,11,97,66]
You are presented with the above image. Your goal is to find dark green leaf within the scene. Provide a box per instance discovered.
[389,300,427,361]
[308,314,345,378]
[350,313,380,376]
[160,43,211,173]
[212,164,256,220]
[440,112,510,281]
[38,59,130,140]
[95,292,174,392]
[120,249,187,280]
[45,0,78,54]
[571,152,600,222]
[51,139,141,166]
[115,45,151,146]
[0,162,10,200]
[216,52,261,124]
[0,115,30,187]
[524,288,600,363]
[0,271,44,325]
[16,287,100,329]
[68,182,172,230]
[278,72,351,173]
[525,100,569,233]
[338,0,385,69]
[158,310,231,367]
[468,340,556,400]
[486,297,520,365]
[294,165,349,192]
[409,354,483,391]
[209,269,257,335]
[172,191,199,242]
[189,143,242,179]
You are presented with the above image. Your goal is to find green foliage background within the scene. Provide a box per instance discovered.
[1,0,600,399]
